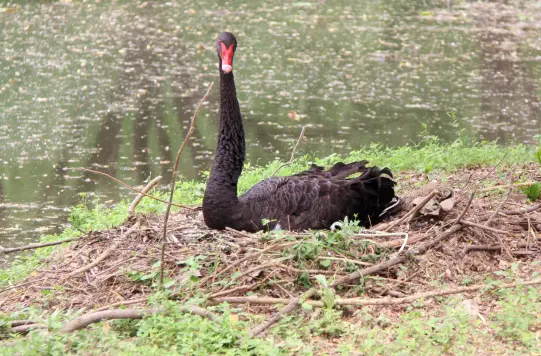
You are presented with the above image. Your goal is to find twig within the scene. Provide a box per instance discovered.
[377,232,428,248]
[232,259,289,280]
[485,177,514,226]
[477,203,541,222]
[460,219,512,235]
[224,227,258,245]
[380,190,438,232]
[332,223,464,288]
[479,181,538,192]
[350,231,409,239]
[275,263,346,276]
[95,297,148,311]
[128,176,163,217]
[462,245,534,256]
[61,305,219,333]
[9,320,39,327]
[397,233,409,253]
[499,203,541,216]
[315,256,372,267]
[248,222,465,337]
[159,81,214,288]
[65,222,140,279]
[371,286,407,298]
[452,189,476,225]
[209,283,260,299]
[213,278,541,307]
[271,126,306,176]
[0,236,86,255]
[74,168,191,209]
[248,289,317,337]
[0,277,47,294]
[11,324,47,334]
[197,241,297,287]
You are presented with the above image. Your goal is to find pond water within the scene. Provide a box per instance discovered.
[1,0,540,257]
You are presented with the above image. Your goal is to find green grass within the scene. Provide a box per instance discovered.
[184,138,536,208]
[1,139,540,355]
[1,277,539,355]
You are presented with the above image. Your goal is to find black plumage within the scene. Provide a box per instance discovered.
[203,32,400,232]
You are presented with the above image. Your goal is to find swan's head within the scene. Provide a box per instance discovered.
[216,32,237,75]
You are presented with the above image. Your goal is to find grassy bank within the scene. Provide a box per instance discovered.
[1,139,540,355]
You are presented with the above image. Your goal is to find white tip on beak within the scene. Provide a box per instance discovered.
[222,63,232,74]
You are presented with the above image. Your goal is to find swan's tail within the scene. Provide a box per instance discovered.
[293,160,401,226]
[348,162,401,226]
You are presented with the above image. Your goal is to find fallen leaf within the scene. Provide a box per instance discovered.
[288,111,301,121]
[440,196,455,212]
[412,196,441,216]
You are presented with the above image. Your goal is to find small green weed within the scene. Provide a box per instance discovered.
[520,182,541,202]
[491,286,541,347]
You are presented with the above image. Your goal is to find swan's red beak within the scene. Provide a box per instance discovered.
[220,42,234,74]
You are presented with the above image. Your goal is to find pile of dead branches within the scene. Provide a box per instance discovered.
[1,164,540,337]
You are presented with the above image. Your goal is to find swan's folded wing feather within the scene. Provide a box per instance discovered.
[239,176,348,230]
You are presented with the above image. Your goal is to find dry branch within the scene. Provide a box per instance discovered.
[377,232,427,248]
[500,203,541,216]
[11,324,47,334]
[453,190,476,225]
[0,236,85,255]
[128,175,163,217]
[248,288,317,337]
[62,308,161,333]
[247,222,465,337]
[271,126,306,176]
[65,222,140,279]
[160,81,214,287]
[463,245,534,256]
[381,190,438,231]
[196,241,297,287]
[213,277,541,307]
[479,181,538,192]
[61,305,219,333]
[75,168,191,209]
[485,178,513,226]
[209,283,260,299]
[9,320,38,327]
[460,219,512,235]
[224,227,258,244]
[316,256,372,267]
[95,297,147,312]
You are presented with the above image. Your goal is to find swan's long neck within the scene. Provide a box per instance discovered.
[206,71,246,204]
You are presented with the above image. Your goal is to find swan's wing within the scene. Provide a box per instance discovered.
[239,175,351,230]
[291,160,371,179]
[239,165,397,231]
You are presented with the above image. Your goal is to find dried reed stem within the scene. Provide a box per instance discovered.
[271,126,306,176]
[159,81,214,287]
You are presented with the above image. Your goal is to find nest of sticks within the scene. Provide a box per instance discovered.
[1,163,541,336]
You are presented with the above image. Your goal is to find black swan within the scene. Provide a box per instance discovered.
[202,32,400,232]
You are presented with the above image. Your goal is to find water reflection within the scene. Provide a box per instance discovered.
[0,0,540,257]
[474,1,541,143]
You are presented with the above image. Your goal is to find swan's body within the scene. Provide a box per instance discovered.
[203,32,400,232]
